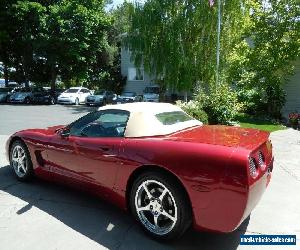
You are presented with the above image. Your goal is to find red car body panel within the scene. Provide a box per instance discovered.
[6,124,273,233]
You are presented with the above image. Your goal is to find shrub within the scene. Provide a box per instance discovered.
[195,84,241,124]
[176,100,209,124]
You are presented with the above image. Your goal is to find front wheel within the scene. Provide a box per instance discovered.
[49,97,55,105]
[130,171,192,240]
[10,140,34,181]
[24,97,30,104]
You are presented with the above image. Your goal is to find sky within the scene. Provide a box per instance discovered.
[107,0,146,9]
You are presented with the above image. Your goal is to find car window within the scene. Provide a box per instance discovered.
[144,87,159,94]
[69,110,130,137]
[122,92,136,97]
[81,89,90,93]
[155,111,194,125]
[94,90,105,95]
[65,88,79,93]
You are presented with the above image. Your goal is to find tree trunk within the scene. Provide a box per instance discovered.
[184,91,188,102]
[50,63,57,91]
[4,64,9,87]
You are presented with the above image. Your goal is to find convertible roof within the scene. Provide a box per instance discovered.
[98,102,202,137]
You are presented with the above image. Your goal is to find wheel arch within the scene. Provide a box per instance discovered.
[125,164,192,214]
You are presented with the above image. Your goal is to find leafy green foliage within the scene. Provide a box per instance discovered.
[227,0,300,118]
[0,0,116,89]
[195,84,241,124]
[178,84,240,125]
[176,100,208,124]
[126,0,245,91]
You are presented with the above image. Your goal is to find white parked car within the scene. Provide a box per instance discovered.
[143,86,160,102]
[57,87,91,105]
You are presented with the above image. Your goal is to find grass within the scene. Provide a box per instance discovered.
[235,113,286,132]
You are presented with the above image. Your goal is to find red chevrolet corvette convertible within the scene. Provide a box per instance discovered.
[6,102,273,240]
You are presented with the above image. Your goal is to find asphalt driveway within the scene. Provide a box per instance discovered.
[0,104,299,250]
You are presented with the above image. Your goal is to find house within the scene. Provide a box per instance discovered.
[282,59,300,117]
[121,47,157,95]
[120,47,188,101]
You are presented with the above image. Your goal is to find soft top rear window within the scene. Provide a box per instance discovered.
[155,111,194,125]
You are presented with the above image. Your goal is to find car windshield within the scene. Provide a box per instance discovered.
[155,111,194,125]
[94,90,105,95]
[15,88,31,93]
[32,87,43,92]
[0,88,10,93]
[144,87,159,94]
[122,92,135,97]
[65,88,79,93]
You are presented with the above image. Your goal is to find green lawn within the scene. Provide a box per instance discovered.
[235,113,286,132]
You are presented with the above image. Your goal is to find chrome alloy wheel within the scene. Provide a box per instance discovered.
[135,180,178,235]
[11,145,28,178]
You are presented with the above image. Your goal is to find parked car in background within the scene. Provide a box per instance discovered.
[143,86,160,102]
[116,91,142,103]
[57,87,91,105]
[48,88,65,103]
[85,90,115,106]
[8,87,56,104]
[0,87,16,103]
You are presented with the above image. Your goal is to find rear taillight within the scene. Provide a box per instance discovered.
[258,151,265,166]
[249,157,258,178]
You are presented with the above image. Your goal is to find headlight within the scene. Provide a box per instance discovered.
[249,157,258,178]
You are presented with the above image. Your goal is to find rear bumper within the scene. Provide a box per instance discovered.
[192,157,273,233]
[240,157,273,224]
[86,100,103,105]
[57,98,75,104]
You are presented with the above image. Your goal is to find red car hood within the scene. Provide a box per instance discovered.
[166,125,269,151]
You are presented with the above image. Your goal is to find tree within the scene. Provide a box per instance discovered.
[227,0,300,117]
[0,0,19,86]
[0,0,115,89]
[125,0,246,92]
[41,0,114,90]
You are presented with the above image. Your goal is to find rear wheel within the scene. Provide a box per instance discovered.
[10,140,34,181]
[130,171,192,240]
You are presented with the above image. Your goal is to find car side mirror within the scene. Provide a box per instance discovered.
[60,128,70,138]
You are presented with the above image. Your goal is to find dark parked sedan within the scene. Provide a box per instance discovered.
[8,87,56,104]
[85,90,115,106]
[116,91,142,103]
[0,87,15,103]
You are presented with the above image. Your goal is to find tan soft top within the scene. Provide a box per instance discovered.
[98,102,202,137]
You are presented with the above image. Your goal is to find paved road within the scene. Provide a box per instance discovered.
[0,104,299,250]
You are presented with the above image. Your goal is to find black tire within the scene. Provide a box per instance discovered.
[24,97,30,104]
[9,140,34,181]
[49,97,55,105]
[130,171,192,241]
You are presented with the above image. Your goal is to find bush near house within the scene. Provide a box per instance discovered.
[178,84,241,125]
[177,100,209,124]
